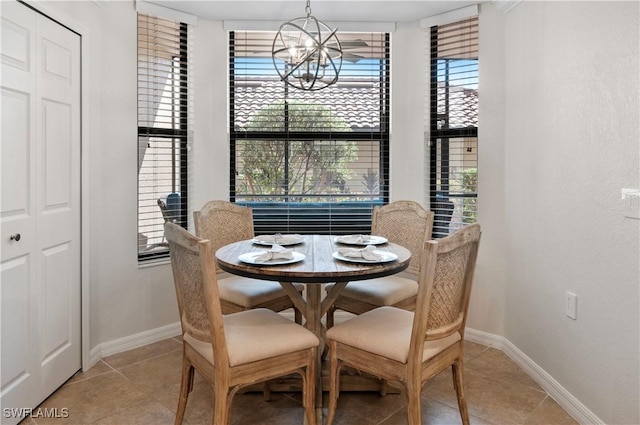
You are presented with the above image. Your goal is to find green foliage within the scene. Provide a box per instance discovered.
[361,168,379,194]
[237,101,357,199]
[461,167,477,223]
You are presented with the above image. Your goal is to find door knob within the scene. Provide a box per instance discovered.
[10,233,21,242]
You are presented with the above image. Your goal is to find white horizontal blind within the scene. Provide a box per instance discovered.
[230,31,390,235]
[428,17,478,238]
[137,13,189,260]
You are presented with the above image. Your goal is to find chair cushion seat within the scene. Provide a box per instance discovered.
[326,275,418,306]
[184,308,319,367]
[326,306,460,363]
[218,274,304,307]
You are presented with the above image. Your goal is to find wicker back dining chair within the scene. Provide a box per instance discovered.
[194,200,302,323]
[326,223,481,425]
[165,222,318,425]
[325,200,434,328]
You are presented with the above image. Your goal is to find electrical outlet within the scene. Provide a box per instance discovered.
[565,291,577,320]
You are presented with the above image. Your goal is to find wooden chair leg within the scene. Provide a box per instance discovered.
[406,378,422,425]
[262,381,271,401]
[175,356,194,425]
[326,305,335,329]
[326,342,341,425]
[294,307,302,325]
[379,379,388,396]
[212,388,232,425]
[304,348,317,425]
[452,359,470,425]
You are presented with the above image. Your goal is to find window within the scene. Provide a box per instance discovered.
[137,13,189,260]
[429,17,478,238]
[229,31,390,234]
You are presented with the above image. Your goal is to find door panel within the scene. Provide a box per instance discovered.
[1,4,38,415]
[1,12,31,71]
[35,5,81,404]
[42,99,72,207]
[1,2,81,422]
[0,256,32,389]
[1,88,31,217]
[42,244,71,362]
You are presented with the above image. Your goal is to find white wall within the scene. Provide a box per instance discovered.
[490,2,639,423]
[390,23,428,205]
[29,1,639,423]
[470,3,509,336]
[191,19,230,210]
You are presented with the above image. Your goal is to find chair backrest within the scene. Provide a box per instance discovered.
[193,200,254,248]
[164,222,230,367]
[410,223,481,360]
[193,201,254,272]
[371,200,434,277]
[158,193,181,223]
[158,199,171,221]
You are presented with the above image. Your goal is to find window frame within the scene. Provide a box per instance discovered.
[137,14,189,262]
[229,31,391,235]
[429,17,479,238]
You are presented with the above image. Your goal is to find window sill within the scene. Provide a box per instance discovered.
[138,257,171,269]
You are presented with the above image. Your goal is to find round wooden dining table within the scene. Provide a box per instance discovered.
[215,234,411,420]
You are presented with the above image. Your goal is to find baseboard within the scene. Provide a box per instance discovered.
[465,328,603,425]
[88,322,181,368]
[464,327,506,349]
[500,338,604,425]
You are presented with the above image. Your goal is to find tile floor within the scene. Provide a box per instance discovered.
[24,337,578,425]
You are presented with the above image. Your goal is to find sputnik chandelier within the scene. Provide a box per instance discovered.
[271,0,343,91]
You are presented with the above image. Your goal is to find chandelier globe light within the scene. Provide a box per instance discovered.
[272,0,343,91]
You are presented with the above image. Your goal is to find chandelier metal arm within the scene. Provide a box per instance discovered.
[271,0,343,91]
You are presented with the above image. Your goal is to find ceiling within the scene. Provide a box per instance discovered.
[146,0,479,23]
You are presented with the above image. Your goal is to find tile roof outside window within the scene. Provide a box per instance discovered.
[234,78,383,131]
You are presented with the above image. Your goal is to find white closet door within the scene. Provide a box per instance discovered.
[1,2,81,422]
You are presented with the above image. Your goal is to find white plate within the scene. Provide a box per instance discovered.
[238,251,305,265]
[334,235,388,246]
[252,235,305,246]
[332,250,398,264]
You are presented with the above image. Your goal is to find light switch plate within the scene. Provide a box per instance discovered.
[621,188,640,220]
[566,291,577,320]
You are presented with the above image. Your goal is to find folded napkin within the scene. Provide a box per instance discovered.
[253,244,294,262]
[338,234,372,244]
[337,245,382,261]
[254,234,302,244]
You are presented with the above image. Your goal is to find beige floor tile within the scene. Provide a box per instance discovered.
[322,391,405,425]
[89,401,176,425]
[155,380,212,425]
[524,397,579,425]
[155,379,286,425]
[30,338,578,425]
[102,338,182,370]
[229,393,308,425]
[32,371,154,424]
[379,398,496,425]
[466,348,543,392]
[117,349,184,395]
[157,380,305,425]
[424,367,547,425]
[463,341,490,364]
[66,361,113,385]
